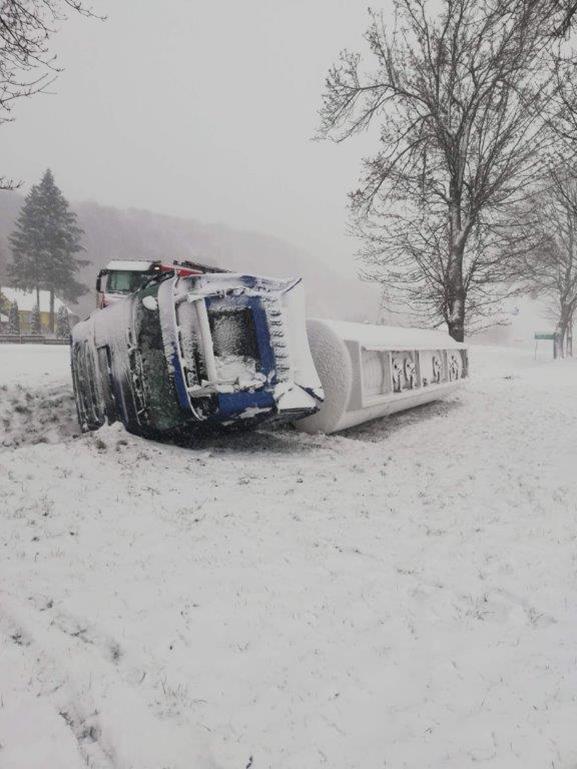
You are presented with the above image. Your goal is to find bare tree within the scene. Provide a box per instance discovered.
[318,0,574,340]
[549,0,577,36]
[514,168,577,356]
[357,195,524,334]
[0,0,100,189]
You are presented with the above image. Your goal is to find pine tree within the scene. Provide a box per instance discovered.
[56,305,71,339]
[8,184,44,306]
[30,303,41,336]
[8,169,87,332]
[8,301,20,335]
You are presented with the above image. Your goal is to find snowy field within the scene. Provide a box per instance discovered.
[1,342,577,768]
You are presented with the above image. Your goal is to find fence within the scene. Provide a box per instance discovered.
[0,334,70,345]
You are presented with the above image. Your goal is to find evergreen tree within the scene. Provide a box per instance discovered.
[56,305,71,339]
[0,289,8,316]
[8,301,19,335]
[8,169,87,332]
[7,183,44,306]
[30,303,41,336]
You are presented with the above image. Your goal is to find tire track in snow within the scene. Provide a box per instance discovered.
[0,595,115,769]
[0,592,214,769]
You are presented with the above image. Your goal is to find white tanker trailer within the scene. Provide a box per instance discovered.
[297,319,468,434]
[71,267,467,438]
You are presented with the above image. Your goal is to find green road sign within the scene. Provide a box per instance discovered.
[534,333,556,340]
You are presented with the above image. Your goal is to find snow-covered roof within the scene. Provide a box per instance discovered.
[1,287,67,313]
[106,260,154,272]
[312,319,467,350]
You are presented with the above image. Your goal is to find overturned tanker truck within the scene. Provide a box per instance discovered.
[71,269,324,437]
[71,265,468,438]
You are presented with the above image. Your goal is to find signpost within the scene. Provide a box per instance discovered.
[534,332,558,359]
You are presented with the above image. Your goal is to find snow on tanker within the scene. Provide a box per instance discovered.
[71,262,468,439]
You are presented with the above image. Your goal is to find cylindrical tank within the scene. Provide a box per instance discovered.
[296,319,468,434]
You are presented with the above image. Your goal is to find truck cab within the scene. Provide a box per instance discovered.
[96,259,223,309]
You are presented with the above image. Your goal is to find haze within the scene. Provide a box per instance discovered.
[3,0,378,279]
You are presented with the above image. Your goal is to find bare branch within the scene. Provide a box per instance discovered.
[0,0,102,187]
[318,0,576,339]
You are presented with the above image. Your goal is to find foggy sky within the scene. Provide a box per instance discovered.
[3,0,380,278]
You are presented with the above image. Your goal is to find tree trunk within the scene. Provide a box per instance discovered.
[447,309,465,342]
[565,307,574,358]
[36,285,40,308]
[555,305,574,359]
[446,238,466,342]
[554,321,565,359]
[49,290,55,334]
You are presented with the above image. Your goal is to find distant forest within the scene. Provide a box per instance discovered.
[0,192,379,322]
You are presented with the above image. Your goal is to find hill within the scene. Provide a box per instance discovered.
[0,192,379,321]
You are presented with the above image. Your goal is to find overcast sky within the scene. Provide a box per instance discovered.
[3,0,383,277]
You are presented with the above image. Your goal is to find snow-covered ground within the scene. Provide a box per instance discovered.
[1,342,577,768]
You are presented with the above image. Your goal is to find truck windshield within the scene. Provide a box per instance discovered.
[107,270,149,294]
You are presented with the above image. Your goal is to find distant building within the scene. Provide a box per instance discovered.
[0,287,71,334]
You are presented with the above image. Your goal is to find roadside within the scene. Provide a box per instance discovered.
[0,344,576,769]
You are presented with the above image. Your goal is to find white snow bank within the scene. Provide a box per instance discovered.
[0,382,79,450]
[0,345,77,450]
[0,344,71,387]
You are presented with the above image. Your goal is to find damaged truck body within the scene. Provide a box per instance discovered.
[71,271,323,438]
[72,263,468,439]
